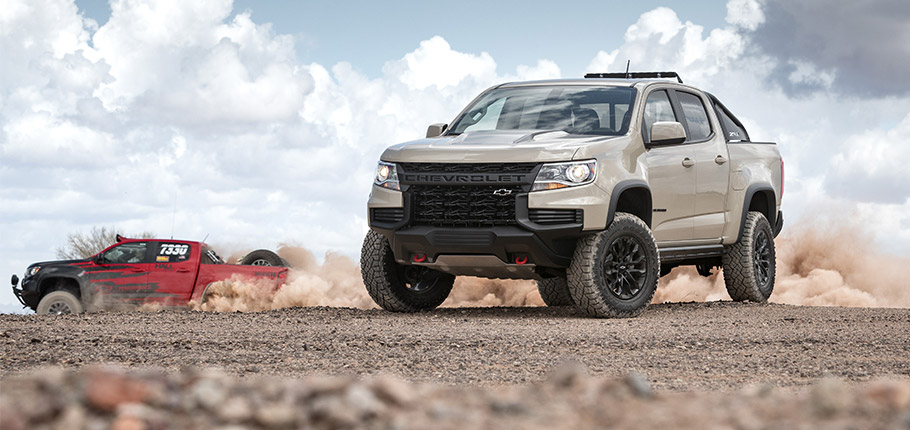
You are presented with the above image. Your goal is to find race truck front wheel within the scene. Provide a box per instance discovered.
[361,230,454,312]
[36,290,84,315]
[722,211,776,302]
[567,212,660,318]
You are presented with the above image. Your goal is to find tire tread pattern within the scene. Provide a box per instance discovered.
[537,277,574,307]
[722,211,776,302]
[567,213,660,318]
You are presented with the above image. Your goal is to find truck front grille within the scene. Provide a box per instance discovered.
[410,185,522,227]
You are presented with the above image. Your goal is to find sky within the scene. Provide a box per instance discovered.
[2,0,910,309]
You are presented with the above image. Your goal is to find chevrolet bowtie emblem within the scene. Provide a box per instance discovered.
[492,189,513,196]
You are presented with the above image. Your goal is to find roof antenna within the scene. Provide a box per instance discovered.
[201,233,209,243]
[625,60,631,79]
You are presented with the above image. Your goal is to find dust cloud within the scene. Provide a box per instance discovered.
[194,221,909,312]
[654,220,910,308]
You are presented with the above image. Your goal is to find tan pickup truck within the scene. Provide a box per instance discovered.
[362,72,783,318]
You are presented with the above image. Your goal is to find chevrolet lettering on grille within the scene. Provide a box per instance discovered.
[401,173,526,184]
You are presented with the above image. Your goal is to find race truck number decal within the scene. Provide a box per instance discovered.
[159,244,189,256]
[158,243,190,262]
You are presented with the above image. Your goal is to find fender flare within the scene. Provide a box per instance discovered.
[605,180,653,228]
[736,183,777,243]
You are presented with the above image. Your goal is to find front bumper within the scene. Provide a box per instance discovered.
[11,275,39,308]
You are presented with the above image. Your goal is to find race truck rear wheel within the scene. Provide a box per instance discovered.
[36,290,84,315]
[361,230,454,312]
[537,277,575,306]
[240,250,286,267]
[567,213,660,318]
[722,211,776,302]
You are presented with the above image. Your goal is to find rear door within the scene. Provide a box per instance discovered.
[146,241,198,305]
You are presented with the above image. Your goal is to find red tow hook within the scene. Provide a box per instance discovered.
[413,253,427,263]
[514,255,528,265]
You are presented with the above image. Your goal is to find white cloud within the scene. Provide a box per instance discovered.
[2,0,910,311]
[725,0,765,30]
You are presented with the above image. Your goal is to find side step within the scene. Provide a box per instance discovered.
[658,245,725,263]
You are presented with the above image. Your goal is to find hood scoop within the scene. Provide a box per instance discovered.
[447,130,570,145]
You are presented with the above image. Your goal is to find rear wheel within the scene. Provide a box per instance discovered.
[361,231,454,312]
[567,213,660,318]
[36,290,83,315]
[722,211,775,302]
[537,277,575,306]
[240,249,285,267]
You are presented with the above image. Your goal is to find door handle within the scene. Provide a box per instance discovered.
[715,155,728,165]
[177,268,191,273]
[682,158,695,168]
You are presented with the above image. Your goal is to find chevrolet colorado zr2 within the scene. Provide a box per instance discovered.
[361,72,783,318]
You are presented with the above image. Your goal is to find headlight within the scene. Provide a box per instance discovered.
[27,266,41,276]
[374,161,400,191]
[532,160,597,191]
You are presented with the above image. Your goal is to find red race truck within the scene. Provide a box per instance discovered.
[10,236,288,314]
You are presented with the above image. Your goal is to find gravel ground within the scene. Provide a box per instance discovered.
[1,302,908,391]
[2,364,909,430]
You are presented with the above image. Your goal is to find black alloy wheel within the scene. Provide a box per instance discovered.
[602,236,648,300]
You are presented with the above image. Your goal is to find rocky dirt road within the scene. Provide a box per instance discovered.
[2,302,908,391]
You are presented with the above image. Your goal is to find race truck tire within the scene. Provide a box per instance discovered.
[361,230,454,312]
[240,249,285,267]
[36,290,84,315]
[536,277,575,306]
[722,211,776,302]
[567,213,660,318]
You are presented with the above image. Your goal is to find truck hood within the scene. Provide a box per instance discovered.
[29,258,90,268]
[381,130,621,163]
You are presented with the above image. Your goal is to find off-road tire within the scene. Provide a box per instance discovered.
[361,230,454,312]
[723,211,775,302]
[36,290,84,315]
[537,277,575,306]
[567,213,660,318]
[240,249,285,267]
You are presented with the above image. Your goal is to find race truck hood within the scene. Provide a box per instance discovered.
[380,130,621,163]
[28,258,90,268]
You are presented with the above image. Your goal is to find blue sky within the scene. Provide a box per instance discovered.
[2,0,910,310]
[74,0,728,78]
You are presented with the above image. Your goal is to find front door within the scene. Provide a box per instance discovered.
[86,241,152,308]
[642,89,696,245]
[674,90,730,240]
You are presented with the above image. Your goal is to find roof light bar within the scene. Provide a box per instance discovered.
[584,71,683,84]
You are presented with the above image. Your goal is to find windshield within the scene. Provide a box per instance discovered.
[449,85,636,136]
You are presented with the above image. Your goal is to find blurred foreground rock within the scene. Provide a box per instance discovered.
[1,365,908,430]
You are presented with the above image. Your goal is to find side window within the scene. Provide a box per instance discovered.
[677,91,712,141]
[642,90,677,142]
[713,100,750,142]
[102,242,148,264]
[155,243,191,263]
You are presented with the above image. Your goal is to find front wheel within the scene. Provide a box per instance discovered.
[567,213,660,318]
[36,290,84,315]
[360,231,454,312]
[722,211,776,302]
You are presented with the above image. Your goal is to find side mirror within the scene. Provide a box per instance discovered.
[649,121,686,146]
[426,123,448,138]
[94,253,105,265]
[11,274,18,287]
